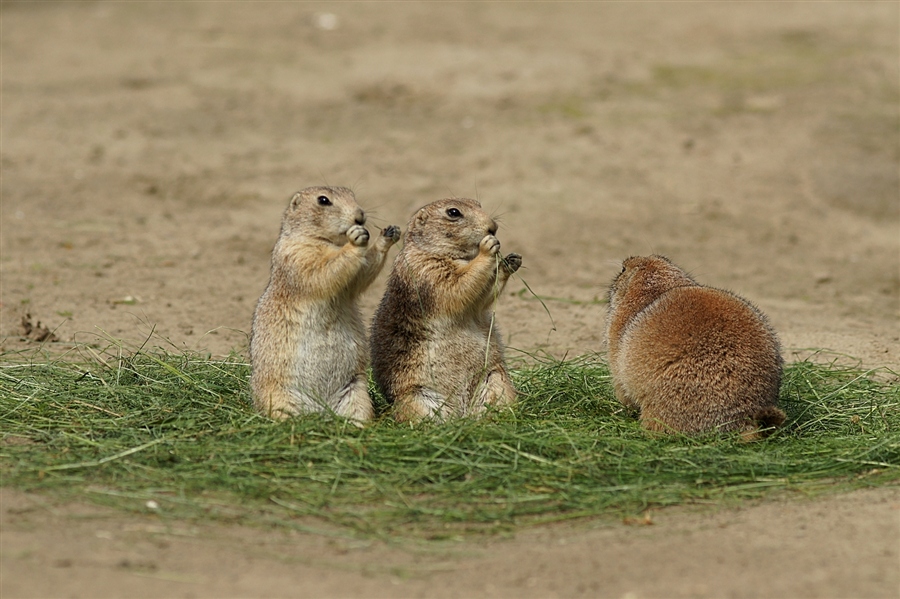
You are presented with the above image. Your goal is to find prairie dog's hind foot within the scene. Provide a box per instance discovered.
[333,374,375,425]
[470,370,516,416]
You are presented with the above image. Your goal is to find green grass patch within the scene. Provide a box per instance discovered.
[1,344,897,540]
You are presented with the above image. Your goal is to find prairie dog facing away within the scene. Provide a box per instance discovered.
[250,186,400,422]
[371,198,522,422]
[605,255,785,438]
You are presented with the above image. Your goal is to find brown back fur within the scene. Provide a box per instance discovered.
[605,255,785,437]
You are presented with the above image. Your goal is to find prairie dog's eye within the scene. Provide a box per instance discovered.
[446,208,462,219]
[317,195,332,206]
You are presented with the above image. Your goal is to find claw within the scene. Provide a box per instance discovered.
[502,252,523,273]
[382,225,401,243]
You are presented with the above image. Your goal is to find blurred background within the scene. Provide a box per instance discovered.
[2,2,897,363]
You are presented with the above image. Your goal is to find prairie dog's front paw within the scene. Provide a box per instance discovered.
[347,225,370,247]
[479,234,500,257]
[381,225,401,246]
[502,253,522,274]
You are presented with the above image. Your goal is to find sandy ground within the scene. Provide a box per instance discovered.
[3,486,898,599]
[1,2,898,597]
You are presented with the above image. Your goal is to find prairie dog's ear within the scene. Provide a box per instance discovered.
[290,191,303,209]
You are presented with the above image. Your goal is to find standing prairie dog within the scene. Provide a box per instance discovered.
[250,186,400,422]
[605,255,785,438]
[371,198,522,422]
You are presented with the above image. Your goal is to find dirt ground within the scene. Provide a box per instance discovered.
[1,2,898,598]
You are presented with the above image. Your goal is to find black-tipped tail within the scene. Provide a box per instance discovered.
[755,406,786,429]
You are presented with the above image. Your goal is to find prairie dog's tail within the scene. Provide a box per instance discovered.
[756,406,786,429]
[739,406,787,442]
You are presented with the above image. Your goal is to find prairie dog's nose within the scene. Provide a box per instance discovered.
[487,220,498,236]
[354,208,366,226]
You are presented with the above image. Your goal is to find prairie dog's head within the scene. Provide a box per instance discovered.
[404,198,498,260]
[279,186,365,245]
[608,255,697,317]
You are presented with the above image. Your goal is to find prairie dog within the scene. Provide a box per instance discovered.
[250,186,400,422]
[370,198,522,422]
[605,255,784,438]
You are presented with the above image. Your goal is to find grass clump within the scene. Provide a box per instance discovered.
[1,344,897,540]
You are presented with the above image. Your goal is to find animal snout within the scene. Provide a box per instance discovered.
[487,220,498,236]
[354,209,366,225]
